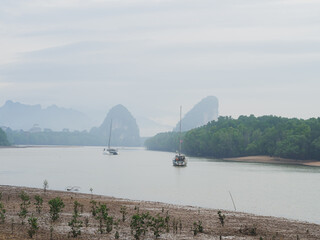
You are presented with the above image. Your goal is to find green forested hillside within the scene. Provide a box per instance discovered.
[0,128,10,146]
[145,115,320,160]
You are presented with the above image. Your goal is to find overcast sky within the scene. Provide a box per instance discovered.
[1,0,320,132]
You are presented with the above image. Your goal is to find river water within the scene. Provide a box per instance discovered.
[0,146,319,224]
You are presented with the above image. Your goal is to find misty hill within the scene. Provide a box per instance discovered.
[136,116,172,137]
[174,96,219,132]
[90,104,140,146]
[0,100,93,131]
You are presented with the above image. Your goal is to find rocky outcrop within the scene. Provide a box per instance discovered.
[174,96,219,132]
[91,104,140,146]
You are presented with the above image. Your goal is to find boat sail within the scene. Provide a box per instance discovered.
[103,119,118,155]
[172,106,187,166]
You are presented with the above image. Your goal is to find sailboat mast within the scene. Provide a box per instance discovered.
[179,106,182,155]
[108,119,112,149]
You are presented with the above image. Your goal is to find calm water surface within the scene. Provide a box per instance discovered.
[0,147,319,224]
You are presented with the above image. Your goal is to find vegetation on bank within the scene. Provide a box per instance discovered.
[1,185,317,240]
[3,129,143,147]
[145,115,320,160]
[0,187,270,240]
[0,128,10,146]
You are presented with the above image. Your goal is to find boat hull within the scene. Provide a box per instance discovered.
[103,148,118,155]
[172,154,187,167]
[172,160,187,166]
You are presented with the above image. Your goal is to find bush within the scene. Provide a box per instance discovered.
[68,201,83,238]
[48,197,65,222]
[34,195,43,214]
[218,210,225,227]
[19,191,30,225]
[27,215,39,238]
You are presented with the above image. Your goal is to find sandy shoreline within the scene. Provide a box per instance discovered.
[223,155,320,167]
[0,185,319,239]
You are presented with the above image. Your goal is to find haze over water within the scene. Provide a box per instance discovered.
[1,146,319,224]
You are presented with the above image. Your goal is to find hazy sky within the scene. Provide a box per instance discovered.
[1,0,320,131]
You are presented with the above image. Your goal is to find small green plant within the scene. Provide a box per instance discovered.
[34,195,43,214]
[239,225,257,236]
[0,203,6,223]
[130,212,151,240]
[179,218,182,234]
[43,179,49,193]
[115,230,120,239]
[27,215,39,238]
[68,201,83,238]
[192,220,203,236]
[150,214,165,238]
[19,191,30,225]
[90,200,98,216]
[106,215,114,233]
[192,222,198,236]
[95,203,109,234]
[197,220,203,233]
[165,210,170,233]
[48,197,65,222]
[0,193,6,223]
[120,206,128,222]
[84,216,89,227]
[172,218,178,234]
[218,210,225,227]
[114,219,120,238]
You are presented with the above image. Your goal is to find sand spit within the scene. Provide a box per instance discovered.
[223,155,320,167]
[0,185,319,239]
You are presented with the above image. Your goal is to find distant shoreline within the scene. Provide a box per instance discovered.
[223,155,320,167]
[2,146,319,167]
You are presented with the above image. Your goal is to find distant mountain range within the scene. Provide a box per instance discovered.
[0,100,93,131]
[0,96,219,144]
[174,96,219,132]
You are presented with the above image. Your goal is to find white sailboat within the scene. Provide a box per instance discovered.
[172,106,187,167]
[103,119,118,155]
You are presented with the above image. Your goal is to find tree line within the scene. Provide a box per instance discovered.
[2,128,143,147]
[145,115,320,160]
[0,128,10,146]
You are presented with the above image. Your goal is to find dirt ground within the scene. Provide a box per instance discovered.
[0,185,319,240]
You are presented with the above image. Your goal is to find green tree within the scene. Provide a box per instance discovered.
[95,203,109,234]
[19,191,30,225]
[27,215,39,238]
[0,128,10,146]
[48,197,65,222]
[0,192,6,223]
[34,195,43,214]
[120,206,128,222]
[68,201,83,238]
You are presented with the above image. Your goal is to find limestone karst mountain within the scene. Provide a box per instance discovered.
[90,104,140,146]
[174,96,219,132]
